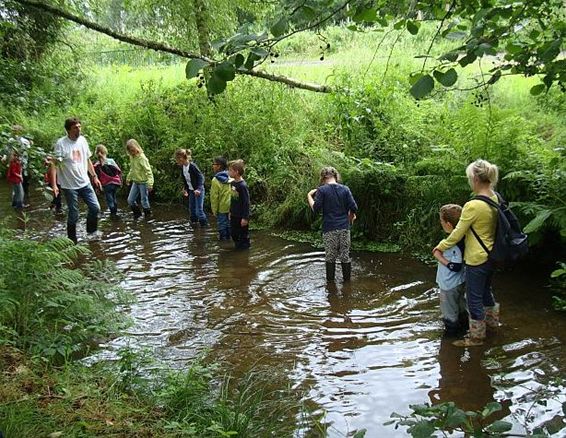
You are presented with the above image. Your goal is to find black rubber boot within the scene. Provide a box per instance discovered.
[325,262,336,282]
[341,262,352,282]
[131,205,142,219]
[458,312,470,333]
[86,216,98,234]
[143,208,152,218]
[67,223,77,244]
[443,318,461,337]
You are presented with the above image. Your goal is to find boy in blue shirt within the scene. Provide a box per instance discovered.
[433,204,467,337]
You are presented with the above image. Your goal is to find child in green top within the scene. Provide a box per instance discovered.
[210,156,232,240]
[126,138,154,219]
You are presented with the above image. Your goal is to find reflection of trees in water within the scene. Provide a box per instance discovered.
[429,337,511,416]
[216,248,258,292]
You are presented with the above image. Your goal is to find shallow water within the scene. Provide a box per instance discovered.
[1,184,565,437]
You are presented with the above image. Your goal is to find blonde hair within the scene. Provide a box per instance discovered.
[319,166,340,184]
[466,159,498,188]
[228,159,245,176]
[126,138,143,155]
[440,204,462,227]
[95,144,108,155]
[174,148,192,160]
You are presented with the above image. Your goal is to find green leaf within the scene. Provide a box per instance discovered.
[185,59,209,79]
[234,53,245,69]
[352,429,366,438]
[459,53,477,67]
[207,74,227,95]
[487,70,501,85]
[394,20,406,30]
[271,17,288,37]
[481,402,502,418]
[523,209,552,233]
[244,52,260,70]
[439,51,459,62]
[406,20,420,35]
[410,74,434,99]
[250,47,269,58]
[541,39,561,62]
[433,68,458,87]
[354,7,377,23]
[530,84,546,96]
[214,61,236,81]
[409,420,435,438]
[486,420,513,433]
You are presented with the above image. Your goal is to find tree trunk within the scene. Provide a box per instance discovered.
[192,0,211,57]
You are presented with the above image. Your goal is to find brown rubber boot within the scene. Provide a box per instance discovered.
[485,303,500,331]
[453,319,486,347]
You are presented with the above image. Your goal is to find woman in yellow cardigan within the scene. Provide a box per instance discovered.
[433,159,499,346]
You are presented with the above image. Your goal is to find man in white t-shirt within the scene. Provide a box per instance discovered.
[49,118,102,243]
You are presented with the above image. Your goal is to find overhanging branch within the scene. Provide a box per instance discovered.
[13,0,332,93]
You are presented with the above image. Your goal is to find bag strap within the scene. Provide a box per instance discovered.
[470,226,491,255]
[469,192,503,256]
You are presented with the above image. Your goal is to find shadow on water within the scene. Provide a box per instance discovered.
[1,182,565,437]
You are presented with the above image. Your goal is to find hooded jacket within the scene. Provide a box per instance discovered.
[210,170,231,215]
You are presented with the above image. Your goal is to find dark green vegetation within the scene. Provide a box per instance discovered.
[0,232,311,437]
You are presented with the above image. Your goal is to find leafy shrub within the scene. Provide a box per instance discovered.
[0,231,129,363]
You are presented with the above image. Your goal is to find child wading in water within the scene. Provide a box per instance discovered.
[93,144,122,216]
[6,150,24,209]
[210,156,231,240]
[125,139,154,219]
[228,159,250,249]
[434,204,468,337]
[307,166,358,282]
[174,148,208,227]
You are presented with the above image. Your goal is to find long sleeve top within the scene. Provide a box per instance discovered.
[230,179,250,219]
[312,183,358,233]
[436,197,498,266]
[127,153,154,187]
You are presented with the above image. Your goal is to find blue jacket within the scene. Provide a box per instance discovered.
[180,161,204,192]
[313,183,358,233]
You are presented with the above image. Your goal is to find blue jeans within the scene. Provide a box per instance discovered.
[128,183,150,209]
[216,212,230,240]
[11,183,24,208]
[103,184,119,214]
[188,189,208,224]
[466,260,496,321]
[63,184,100,232]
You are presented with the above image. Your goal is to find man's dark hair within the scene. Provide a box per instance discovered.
[64,117,81,131]
[214,156,227,170]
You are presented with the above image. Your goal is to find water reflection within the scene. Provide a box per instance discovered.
[1,182,565,437]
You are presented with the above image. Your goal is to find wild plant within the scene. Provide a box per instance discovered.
[0,231,130,363]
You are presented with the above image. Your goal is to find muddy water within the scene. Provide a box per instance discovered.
[1,184,565,437]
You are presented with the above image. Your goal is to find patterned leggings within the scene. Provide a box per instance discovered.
[323,229,351,263]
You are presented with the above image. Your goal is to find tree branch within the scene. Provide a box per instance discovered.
[13,0,331,93]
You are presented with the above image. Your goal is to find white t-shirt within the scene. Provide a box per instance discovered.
[54,135,92,189]
[182,163,194,191]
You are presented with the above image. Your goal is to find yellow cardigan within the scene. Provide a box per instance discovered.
[436,196,498,266]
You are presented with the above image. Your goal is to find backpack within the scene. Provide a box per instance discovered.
[470,192,528,267]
